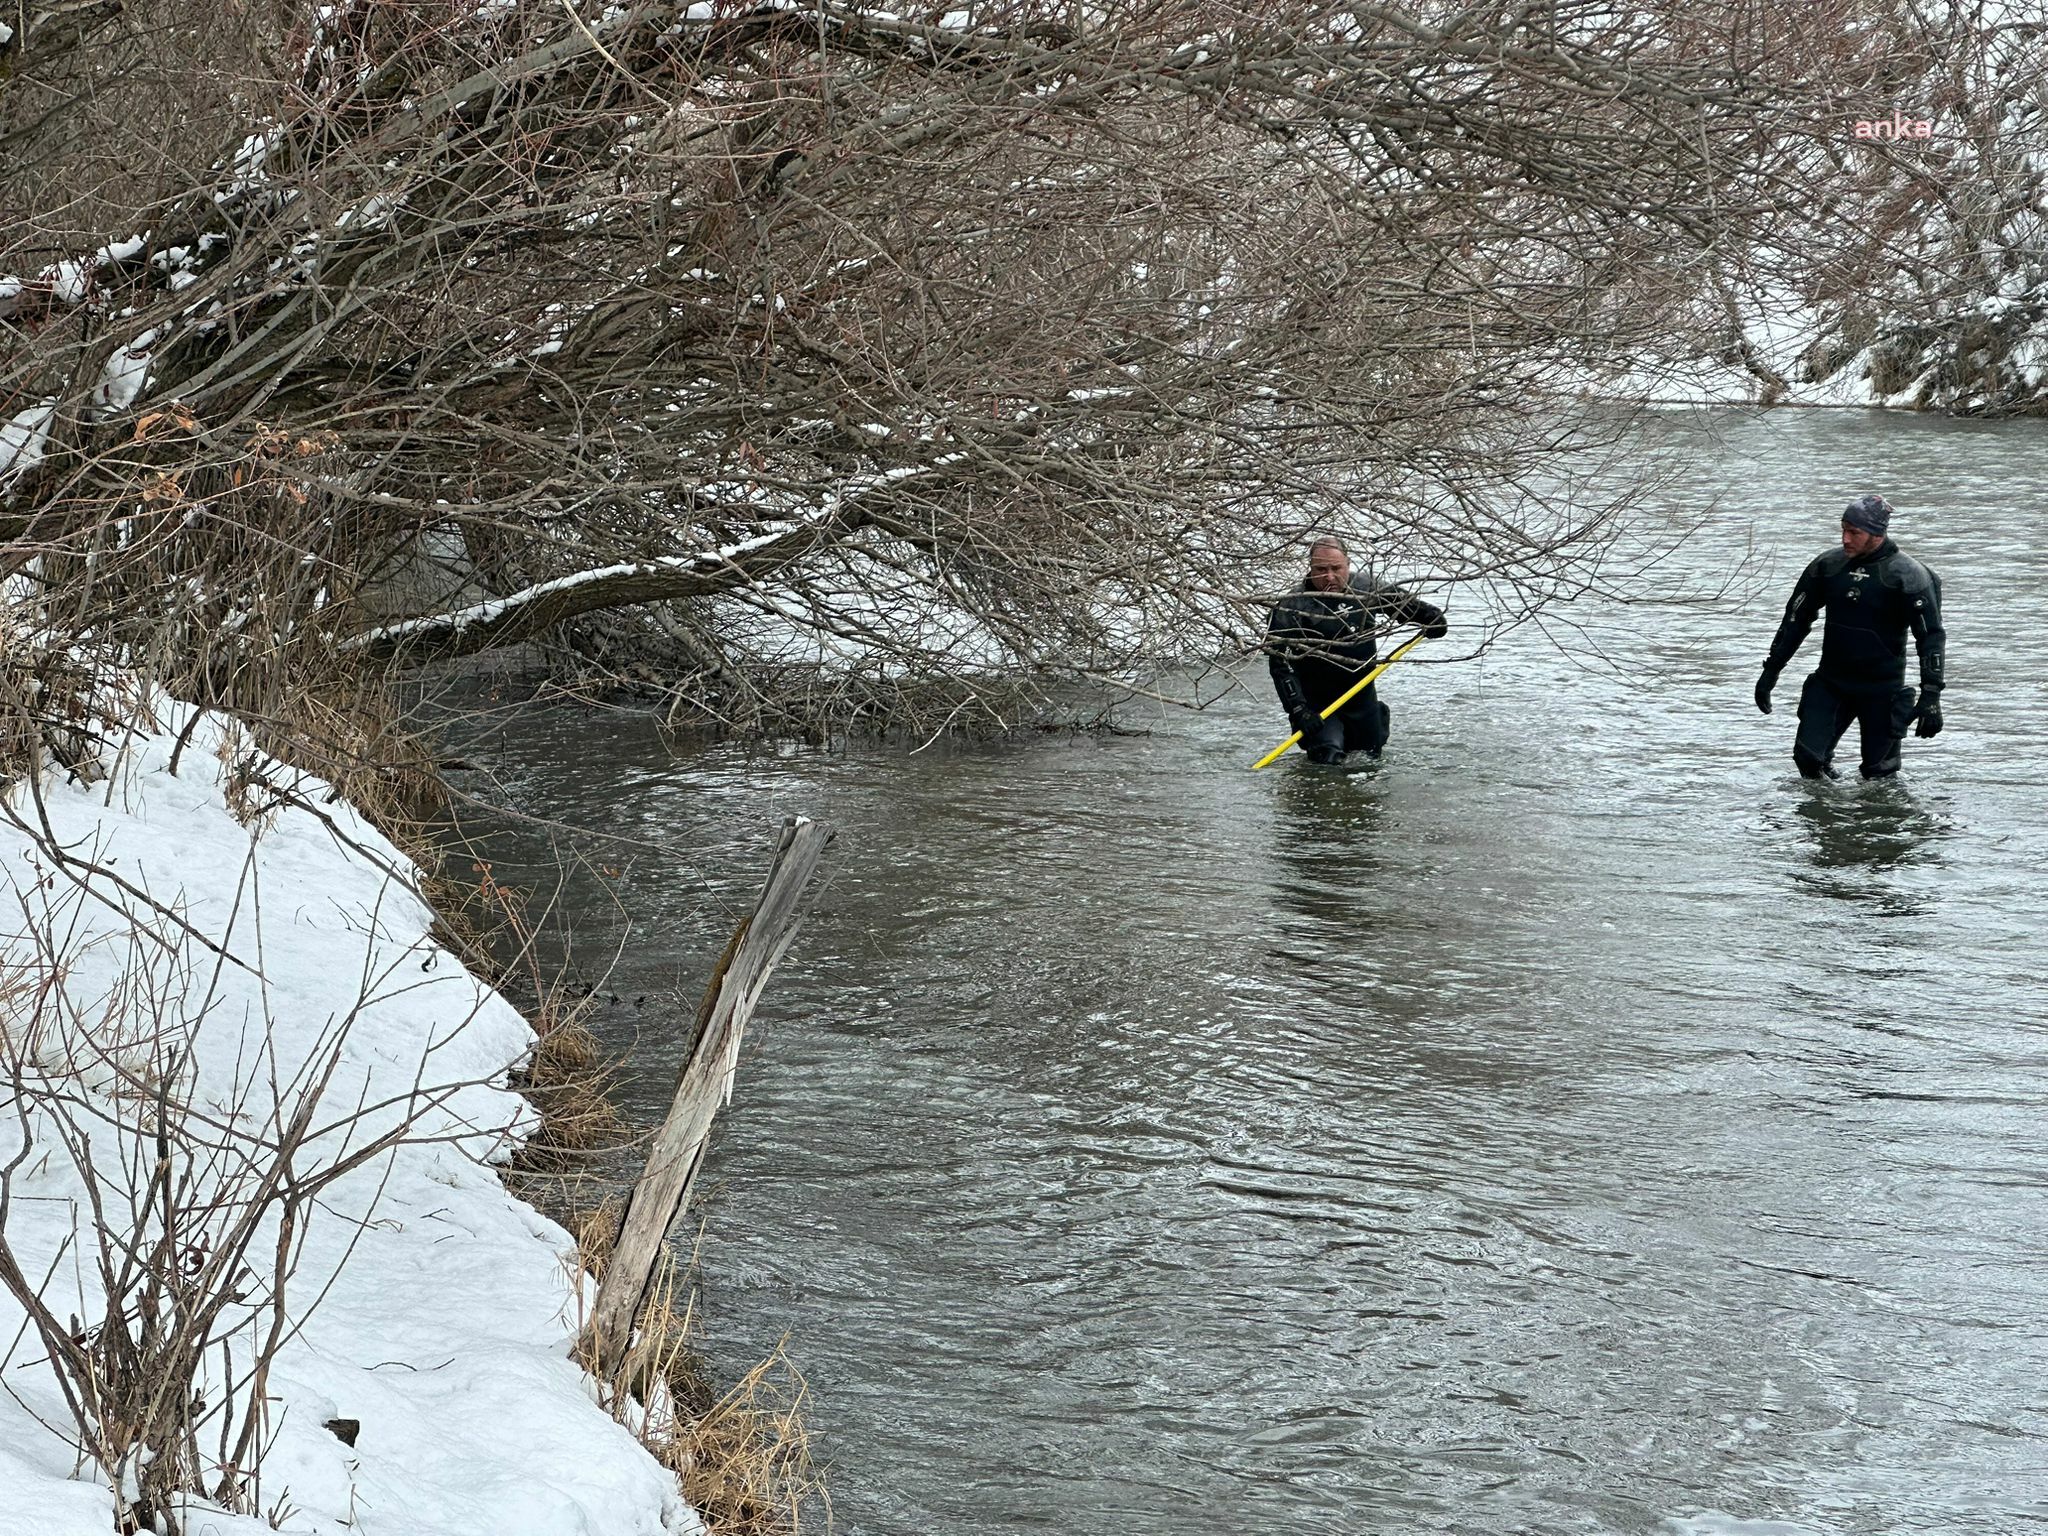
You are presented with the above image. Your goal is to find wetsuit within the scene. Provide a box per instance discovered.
[1267,575,1446,764]
[1761,538,1945,778]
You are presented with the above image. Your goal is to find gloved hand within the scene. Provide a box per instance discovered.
[1288,706,1320,737]
[1754,666,1779,715]
[1422,614,1449,640]
[1915,697,1943,738]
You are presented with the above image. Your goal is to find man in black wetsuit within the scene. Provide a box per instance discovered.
[1755,494,1946,779]
[1266,535,1448,764]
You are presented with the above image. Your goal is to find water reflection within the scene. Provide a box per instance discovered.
[1266,764,1389,931]
[1788,778,1946,912]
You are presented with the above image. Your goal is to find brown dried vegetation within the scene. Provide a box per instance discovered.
[573,1199,823,1536]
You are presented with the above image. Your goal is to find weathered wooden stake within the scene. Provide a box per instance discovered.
[584,814,831,1379]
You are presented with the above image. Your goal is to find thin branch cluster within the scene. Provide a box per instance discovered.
[0,1,1999,730]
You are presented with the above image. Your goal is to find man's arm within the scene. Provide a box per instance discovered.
[1907,567,1945,694]
[1265,602,1316,728]
[1908,565,1946,736]
[1756,561,1824,713]
[1366,582,1449,638]
[1764,562,1825,675]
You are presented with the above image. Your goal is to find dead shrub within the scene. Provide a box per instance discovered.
[0,634,130,788]
[668,1346,824,1536]
[573,1231,820,1536]
[0,899,477,1536]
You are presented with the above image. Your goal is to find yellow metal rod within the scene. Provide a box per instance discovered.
[1250,631,1429,770]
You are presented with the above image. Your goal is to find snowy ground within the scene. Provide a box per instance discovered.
[0,692,699,1536]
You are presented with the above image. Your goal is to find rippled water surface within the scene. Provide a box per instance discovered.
[461,411,2048,1536]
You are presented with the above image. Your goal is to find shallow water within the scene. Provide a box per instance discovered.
[461,409,2048,1536]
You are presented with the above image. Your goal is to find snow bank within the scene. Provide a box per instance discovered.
[0,696,699,1536]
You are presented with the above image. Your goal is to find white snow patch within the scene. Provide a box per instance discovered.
[0,689,703,1536]
[335,192,398,229]
[0,402,56,497]
[92,328,159,416]
[51,259,93,303]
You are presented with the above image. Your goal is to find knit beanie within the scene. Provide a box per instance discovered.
[1842,494,1893,535]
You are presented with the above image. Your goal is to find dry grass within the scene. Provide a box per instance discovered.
[263,679,631,1176]
[508,983,627,1174]
[0,635,128,788]
[573,1209,824,1536]
[570,1198,710,1409]
[255,670,451,838]
[0,954,30,1057]
[572,1194,626,1276]
[665,1345,823,1536]
[323,698,627,1175]
[0,643,39,787]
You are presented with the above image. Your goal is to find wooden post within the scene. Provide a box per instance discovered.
[584,814,831,1379]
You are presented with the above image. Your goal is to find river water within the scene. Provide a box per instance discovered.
[459,410,2048,1536]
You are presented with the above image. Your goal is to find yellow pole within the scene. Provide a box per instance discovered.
[1250,631,1429,771]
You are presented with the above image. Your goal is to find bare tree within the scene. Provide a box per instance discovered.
[4,1,1855,731]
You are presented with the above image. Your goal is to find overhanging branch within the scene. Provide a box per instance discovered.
[337,464,965,665]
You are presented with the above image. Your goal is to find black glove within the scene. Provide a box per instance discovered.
[1422,613,1449,640]
[1915,697,1943,738]
[1288,705,1320,737]
[1754,666,1779,715]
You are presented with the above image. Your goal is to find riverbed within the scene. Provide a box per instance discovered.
[461,408,2048,1536]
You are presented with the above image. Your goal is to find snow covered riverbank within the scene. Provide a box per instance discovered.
[1609,272,2048,418]
[0,693,699,1536]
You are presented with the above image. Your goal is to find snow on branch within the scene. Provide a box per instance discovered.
[340,467,944,664]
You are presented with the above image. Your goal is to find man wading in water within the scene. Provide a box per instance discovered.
[1755,494,1947,779]
[1266,535,1448,764]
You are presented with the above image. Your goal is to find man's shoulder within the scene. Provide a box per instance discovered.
[1806,548,1849,578]
[1879,547,1938,592]
[1267,586,1321,626]
[1346,573,1401,597]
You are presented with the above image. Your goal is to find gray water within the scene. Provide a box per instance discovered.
[461,410,2048,1536]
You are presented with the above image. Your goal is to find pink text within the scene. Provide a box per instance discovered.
[1854,111,1935,140]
